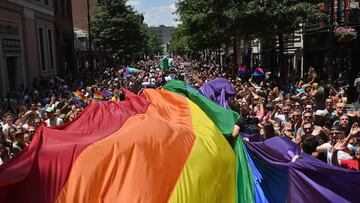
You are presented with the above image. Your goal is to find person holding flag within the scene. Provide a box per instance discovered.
[162,56,170,71]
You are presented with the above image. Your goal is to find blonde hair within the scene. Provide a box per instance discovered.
[312,83,319,90]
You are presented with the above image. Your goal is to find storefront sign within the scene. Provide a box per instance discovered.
[2,39,21,53]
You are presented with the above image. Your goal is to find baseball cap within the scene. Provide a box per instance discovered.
[45,107,54,113]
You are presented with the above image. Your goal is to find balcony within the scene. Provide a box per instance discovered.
[304,8,360,33]
[335,8,360,26]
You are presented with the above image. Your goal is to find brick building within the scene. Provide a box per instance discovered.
[54,0,75,77]
[72,0,99,32]
[71,0,101,71]
[0,0,56,96]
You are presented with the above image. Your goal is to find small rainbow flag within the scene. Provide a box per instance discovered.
[73,90,88,105]
[94,92,104,101]
[123,67,141,74]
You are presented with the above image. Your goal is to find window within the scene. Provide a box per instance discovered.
[38,27,46,72]
[48,29,55,70]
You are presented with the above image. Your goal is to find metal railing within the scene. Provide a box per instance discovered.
[304,8,360,32]
[336,8,360,26]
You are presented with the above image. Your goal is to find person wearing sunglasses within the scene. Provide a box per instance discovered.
[331,123,360,171]
[290,110,302,134]
[316,123,359,165]
[302,123,314,136]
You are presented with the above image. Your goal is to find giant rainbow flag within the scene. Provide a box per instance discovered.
[0,80,359,203]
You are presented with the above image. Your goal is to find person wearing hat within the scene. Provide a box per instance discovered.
[45,107,64,127]
[10,127,25,156]
[22,110,36,130]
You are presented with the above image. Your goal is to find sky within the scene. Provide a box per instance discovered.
[127,0,179,27]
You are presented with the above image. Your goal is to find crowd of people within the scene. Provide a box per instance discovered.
[0,59,359,171]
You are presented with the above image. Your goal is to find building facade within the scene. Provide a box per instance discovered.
[150,25,174,54]
[251,30,304,78]
[303,0,360,80]
[72,0,99,32]
[54,0,75,77]
[71,0,100,71]
[248,0,359,81]
[0,0,56,96]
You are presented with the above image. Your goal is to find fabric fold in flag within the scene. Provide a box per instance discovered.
[199,78,236,109]
[245,136,360,203]
[195,79,360,203]
[164,80,240,137]
[0,89,149,203]
[0,88,236,203]
[234,138,255,203]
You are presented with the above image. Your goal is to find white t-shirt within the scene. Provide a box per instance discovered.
[275,113,287,123]
[22,123,29,130]
[45,117,64,127]
[320,143,353,165]
[2,123,15,137]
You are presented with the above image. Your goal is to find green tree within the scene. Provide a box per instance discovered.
[145,28,163,57]
[175,0,232,55]
[226,0,328,79]
[91,0,147,63]
[175,0,327,78]
[169,24,190,54]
